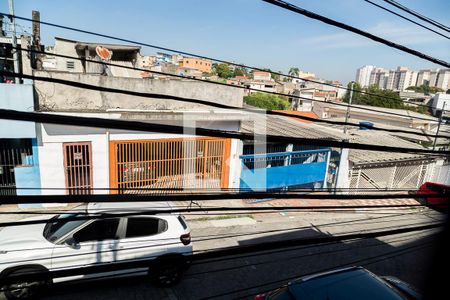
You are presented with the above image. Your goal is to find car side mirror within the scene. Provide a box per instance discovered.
[65,237,80,249]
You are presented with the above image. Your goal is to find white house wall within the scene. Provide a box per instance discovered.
[38,123,240,194]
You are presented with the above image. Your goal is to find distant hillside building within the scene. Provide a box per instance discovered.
[253,71,272,81]
[356,65,450,92]
[178,57,212,73]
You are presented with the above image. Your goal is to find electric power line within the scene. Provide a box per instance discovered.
[0,222,442,285]
[382,0,450,33]
[187,233,436,277]
[261,0,450,68]
[0,189,440,205]
[363,0,450,40]
[0,203,433,228]
[14,45,450,124]
[1,13,447,112]
[1,108,448,156]
[0,210,424,254]
[3,218,438,271]
[215,241,434,300]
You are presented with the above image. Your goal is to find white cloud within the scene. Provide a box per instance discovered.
[300,21,446,50]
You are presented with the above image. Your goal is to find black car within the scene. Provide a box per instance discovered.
[254,266,421,300]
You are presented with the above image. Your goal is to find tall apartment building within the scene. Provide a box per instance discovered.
[355,65,375,87]
[436,69,450,91]
[392,67,417,91]
[429,70,439,87]
[417,70,431,86]
[368,68,389,89]
[356,65,420,91]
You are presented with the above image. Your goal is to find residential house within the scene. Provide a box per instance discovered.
[41,37,142,78]
[253,71,272,81]
[430,93,450,118]
[0,83,41,198]
[178,57,212,73]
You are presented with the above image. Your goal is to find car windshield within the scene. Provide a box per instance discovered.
[289,269,408,300]
[43,213,87,243]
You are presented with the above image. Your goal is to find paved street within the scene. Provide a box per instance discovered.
[0,206,443,300]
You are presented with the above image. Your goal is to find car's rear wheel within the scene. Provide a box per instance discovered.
[3,267,49,300]
[150,256,186,287]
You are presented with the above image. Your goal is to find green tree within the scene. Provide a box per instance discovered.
[232,67,246,77]
[288,67,300,77]
[343,81,363,103]
[215,63,232,78]
[244,92,290,110]
[406,85,443,95]
[343,82,404,109]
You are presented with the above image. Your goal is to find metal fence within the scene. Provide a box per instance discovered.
[0,139,34,195]
[349,160,435,192]
[240,149,330,190]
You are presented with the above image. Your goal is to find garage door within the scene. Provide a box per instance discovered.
[109,138,231,193]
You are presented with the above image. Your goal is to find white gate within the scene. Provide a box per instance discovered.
[431,163,450,185]
[349,161,435,193]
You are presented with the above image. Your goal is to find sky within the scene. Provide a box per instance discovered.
[1,0,449,84]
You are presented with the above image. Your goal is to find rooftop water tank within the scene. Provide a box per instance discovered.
[359,121,374,130]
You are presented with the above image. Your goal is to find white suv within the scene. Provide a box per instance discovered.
[0,202,192,299]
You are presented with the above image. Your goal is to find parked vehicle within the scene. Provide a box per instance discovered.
[0,202,192,299]
[415,181,450,210]
[254,266,421,300]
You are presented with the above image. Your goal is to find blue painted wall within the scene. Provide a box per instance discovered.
[15,139,42,208]
[0,83,36,138]
[240,149,329,190]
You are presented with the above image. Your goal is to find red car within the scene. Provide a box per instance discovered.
[416,182,450,209]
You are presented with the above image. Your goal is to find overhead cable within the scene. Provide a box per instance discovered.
[0,222,442,285]
[0,204,432,228]
[0,12,445,110]
[261,0,450,68]
[363,0,450,40]
[1,108,449,156]
[0,190,442,205]
[14,46,450,122]
[213,241,434,299]
[382,0,450,33]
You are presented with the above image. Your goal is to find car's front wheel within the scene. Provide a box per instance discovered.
[3,267,49,300]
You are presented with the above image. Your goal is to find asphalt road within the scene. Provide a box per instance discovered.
[0,207,446,300]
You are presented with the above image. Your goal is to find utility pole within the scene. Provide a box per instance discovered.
[336,82,354,193]
[433,102,446,150]
[8,0,20,83]
[343,82,354,134]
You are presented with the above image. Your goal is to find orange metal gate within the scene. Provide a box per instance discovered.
[63,142,93,194]
[109,138,231,193]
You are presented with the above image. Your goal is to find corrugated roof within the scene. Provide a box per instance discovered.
[273,110,318,124]
[346,131,428,165]
[314,101,438,122]
[240,114,341,140]
[241,114,434,165]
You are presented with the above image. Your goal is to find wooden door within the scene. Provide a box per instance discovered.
[63,142,93,194]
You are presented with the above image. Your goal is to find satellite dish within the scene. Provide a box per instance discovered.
[95,46,112,61]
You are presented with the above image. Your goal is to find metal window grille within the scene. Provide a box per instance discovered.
[110,138,230,193]
[0,139,33,196]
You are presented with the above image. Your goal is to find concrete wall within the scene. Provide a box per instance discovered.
[33,71,244,111]
[53,38,84,73]
[0,83,36,138]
